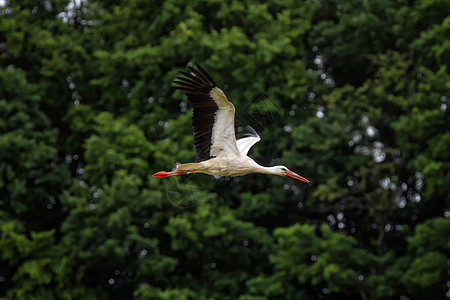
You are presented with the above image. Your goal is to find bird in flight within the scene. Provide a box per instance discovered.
[152,63,309,183]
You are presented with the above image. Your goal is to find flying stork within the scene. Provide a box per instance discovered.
[152,63,309,183]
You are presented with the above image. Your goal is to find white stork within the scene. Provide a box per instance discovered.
[152,63,309,183]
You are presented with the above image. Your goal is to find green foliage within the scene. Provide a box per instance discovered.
[271,224,374,296]
[83,111,152,185]
[0,223,97,299]
[1,0,448,299]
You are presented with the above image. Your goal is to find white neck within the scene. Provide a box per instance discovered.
[253,165,280,175]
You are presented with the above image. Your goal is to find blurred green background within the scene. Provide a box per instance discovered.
[1,0,449,299]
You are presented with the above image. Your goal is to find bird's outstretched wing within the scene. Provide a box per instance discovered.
[173,63,240,162]
[236,126,261,156]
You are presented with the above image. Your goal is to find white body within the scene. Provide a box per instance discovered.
[176,155,279,177]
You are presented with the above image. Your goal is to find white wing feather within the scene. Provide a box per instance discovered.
[236,127,261,156]
[236,136,261,156]
[209,87,240,157]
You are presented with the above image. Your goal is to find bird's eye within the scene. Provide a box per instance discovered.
[281,168,287,172]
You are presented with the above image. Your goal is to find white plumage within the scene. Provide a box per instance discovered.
[236,126,261,157]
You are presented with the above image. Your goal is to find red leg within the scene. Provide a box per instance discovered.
[152,170,193,178]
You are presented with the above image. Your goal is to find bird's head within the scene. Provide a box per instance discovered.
[275,165,309,183]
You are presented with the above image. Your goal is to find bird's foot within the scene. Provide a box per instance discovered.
[152,171,170,178]
[152,170,193,178]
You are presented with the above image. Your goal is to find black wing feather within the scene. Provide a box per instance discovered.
[173,63,219,162]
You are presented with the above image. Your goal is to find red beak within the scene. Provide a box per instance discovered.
[285,170,309,183]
